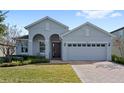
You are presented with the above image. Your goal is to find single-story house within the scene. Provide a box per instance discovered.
[16,16,112,61]
[111,27,124,57]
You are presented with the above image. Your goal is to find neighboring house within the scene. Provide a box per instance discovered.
[0,43,16,57]
[16,16,112,61]
[111,27,124,57]
[0,48,4,57]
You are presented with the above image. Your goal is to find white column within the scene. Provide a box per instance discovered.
[45,39,50,59]
[28,39,33,55]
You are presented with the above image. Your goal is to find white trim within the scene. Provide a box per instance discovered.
[64,42,109,43]
[25,16,69,29]
[61,22,114,37]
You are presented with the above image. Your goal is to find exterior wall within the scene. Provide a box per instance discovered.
[112,39,122,57]
[27,19,68,59]
[112,29,124,38]
[62,24,112,61]
[111,29,124,57]
[16,18,112,61]
[0,46,4,57]
[16,40,28,55]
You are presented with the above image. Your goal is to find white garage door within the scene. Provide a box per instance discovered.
[67,43,107,60]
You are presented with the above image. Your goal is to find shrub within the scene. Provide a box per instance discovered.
[0,55,49,67]
[30,58,49,64]
[112,55,124,65]
[112,55,119,62]
[41,58,49,63]
[118,57,124,64]
[12,55,26,60]
[0,63,17,67]
[0,57,5,64]
[12,61,23,66]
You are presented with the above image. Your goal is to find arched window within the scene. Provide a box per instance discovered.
[33,34,45,55]
[50,34,60,42]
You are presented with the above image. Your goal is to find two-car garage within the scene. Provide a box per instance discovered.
[66,43,107,60]
[61,22,112,61]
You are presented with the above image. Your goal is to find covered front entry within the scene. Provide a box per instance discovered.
[50,34,61,59]
[52,42,61,58]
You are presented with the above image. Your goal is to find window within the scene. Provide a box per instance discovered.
[92,43,95,47]
[101,44,105,47]
[78,43,81,47]
[87,43,91,47]
[97,44,100,47]
[73,43,77,47]
[68,43,72,47]
[82,43,86,47]
[21,47,28,53]
[21,41,28,53]
[39,42,45,52]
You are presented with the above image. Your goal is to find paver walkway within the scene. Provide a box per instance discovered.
[72,61,124,83]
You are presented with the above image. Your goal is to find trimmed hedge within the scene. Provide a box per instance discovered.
[112,55,124,64]
[0,55,49,67]
[0,62,23,67]
[30,58,49,64]
[0,57,6,64]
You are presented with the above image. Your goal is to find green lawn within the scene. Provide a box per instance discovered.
[0,64,81,83]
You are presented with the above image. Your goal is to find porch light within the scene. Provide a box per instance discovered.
[108,43,110,46]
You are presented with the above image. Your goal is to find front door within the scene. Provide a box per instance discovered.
[52,42,61,58]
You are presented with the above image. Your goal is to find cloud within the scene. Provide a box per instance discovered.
[110,12,122,17]
[76,10,122,19]
[76,12,82,16]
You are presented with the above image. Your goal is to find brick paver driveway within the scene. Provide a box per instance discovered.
[71,61,124,83]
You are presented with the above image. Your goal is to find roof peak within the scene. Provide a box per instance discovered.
[25,16,69,29]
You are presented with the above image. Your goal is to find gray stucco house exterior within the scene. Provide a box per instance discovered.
[16,16,112,61]
[111,27,124,57]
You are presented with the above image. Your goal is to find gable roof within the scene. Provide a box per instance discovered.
[61,22,113,37]
[25,16,69,29]
[111,26,124,33]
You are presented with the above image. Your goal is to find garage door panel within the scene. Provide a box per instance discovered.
[67,43,107,60]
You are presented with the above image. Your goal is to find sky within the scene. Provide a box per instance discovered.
[4,10,124,35]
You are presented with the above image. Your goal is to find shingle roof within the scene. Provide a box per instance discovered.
[17,35,28,39]
[111,27,124,33]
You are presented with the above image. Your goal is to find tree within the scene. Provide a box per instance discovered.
[0,11,8,35]
[0,25,22,62]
